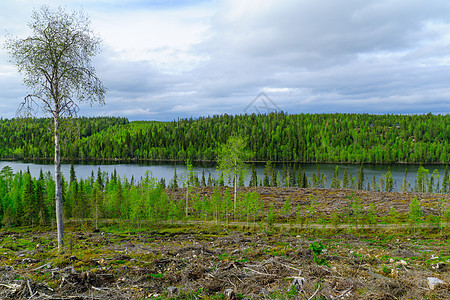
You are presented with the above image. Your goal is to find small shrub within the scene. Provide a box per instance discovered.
[267,204,275,226]
[309,242,329,267]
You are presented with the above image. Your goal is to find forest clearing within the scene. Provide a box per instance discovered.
[0,187,449,300]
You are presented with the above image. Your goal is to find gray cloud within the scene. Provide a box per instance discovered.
[2,0,450,121]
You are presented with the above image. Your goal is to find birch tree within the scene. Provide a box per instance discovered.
[217,136,247,215]
[5,6,105,250]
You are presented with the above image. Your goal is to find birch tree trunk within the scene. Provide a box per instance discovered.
[54,116,64,250]
[234,167,237,214]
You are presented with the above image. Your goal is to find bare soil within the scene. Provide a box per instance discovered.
[167,187,450,215]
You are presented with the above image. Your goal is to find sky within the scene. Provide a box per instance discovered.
[1,0,450,121]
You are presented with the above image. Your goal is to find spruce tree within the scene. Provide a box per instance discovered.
[171,167,178,189]
[290,164,297,187]
[96,167,104,190]
[357,164,364,190]
[343,167,349,189]
[201,169,206,187]
[384,167,394,192]
[263,161,271,187]
[282,197,291,215]
[371,174,377,191]
[331,165,340,189]
[297,165,303,187]
[272,168,278,187]
[442,165,449,193]
[35,171,46,226]
[159,178,166,189]
[207,173,214,186]
[23,170,36,226]
[249,164,258,187]
[303,172,308,188]
[282,164,288,187]
[400,168,408,193]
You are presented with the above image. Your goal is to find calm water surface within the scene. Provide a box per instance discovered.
[0,160,447,191]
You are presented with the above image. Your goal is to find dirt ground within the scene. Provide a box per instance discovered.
[166,187,450,217]
[0,188,449,299]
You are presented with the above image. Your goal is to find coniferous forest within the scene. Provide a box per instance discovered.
[1,112,450,163]
[1,112,450,228]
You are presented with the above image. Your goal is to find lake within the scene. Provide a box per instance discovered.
[0,160,447,192]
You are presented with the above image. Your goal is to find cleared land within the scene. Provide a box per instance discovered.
[0,188,449,299]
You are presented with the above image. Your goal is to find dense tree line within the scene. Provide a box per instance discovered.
[0,165,264,228]
[0,117,128,159]
[1,113,450,163]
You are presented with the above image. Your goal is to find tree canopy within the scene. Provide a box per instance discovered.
[5,6,105,118]
[1,113,449,165]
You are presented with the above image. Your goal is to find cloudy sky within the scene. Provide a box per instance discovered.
[1,0,450,121]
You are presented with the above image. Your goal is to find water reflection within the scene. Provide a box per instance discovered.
[0,160,447,192]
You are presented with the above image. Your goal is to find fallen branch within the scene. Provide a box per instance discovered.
[243,267,276,276]
[26,279,38,298]
[307,286,320,300]
[0,283,21,292]
[331,286,353,300]
[32,262,51,271]
[92,285,111,291]
[273,261,302,272]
